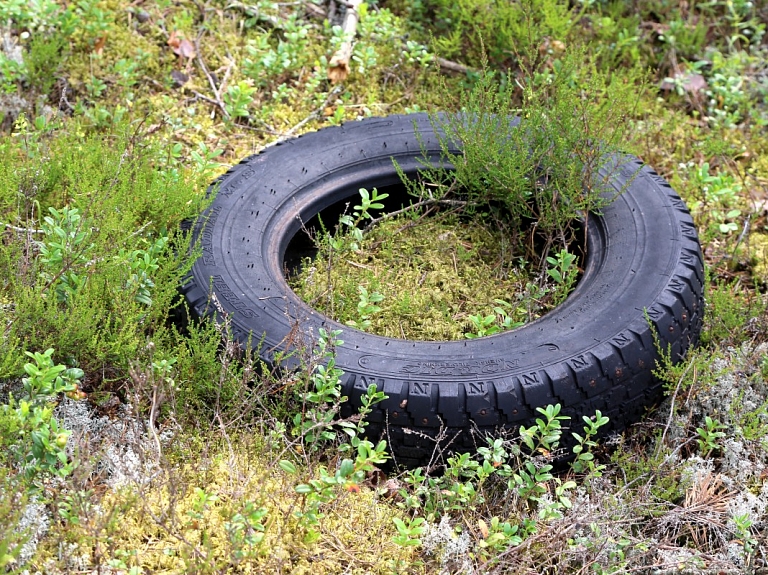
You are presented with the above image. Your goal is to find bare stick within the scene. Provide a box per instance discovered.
[657,357,694,456]
[435,57,477,75]
[327,0,363,84]
[194,33,230,120]
[361,198,468,233]
[267,85,344,147]
[3,222,43,234]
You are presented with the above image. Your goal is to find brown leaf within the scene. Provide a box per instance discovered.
[168,31,196,59]
[177,38,196,59]
[167,30,180,50]
[93,35,107,55]
[327,62,349,84]
[682,73,707,94]
[366,467,386,486]
[478,519,489,539]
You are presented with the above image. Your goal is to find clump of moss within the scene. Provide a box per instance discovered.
[33,437,415,574]
[291,210,559,341]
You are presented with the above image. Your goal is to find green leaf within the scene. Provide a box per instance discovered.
[279,460,297,474]
[339,458,355,478]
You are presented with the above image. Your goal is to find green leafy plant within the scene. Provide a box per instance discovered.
[345,285,384,331]
[285,435,388,543]
[518,403,569,455]
[393,404,609,560]
[392,516,426,547]
[189,143,225,178]
[687,161,744,237]
[37,205,94,304]
[465,312,499,339]
[510,406,579,518]
[225,501,268,559]
[731,512,758,556]
[332,187,390,252]
[57,488,93,526]
[292,327,387,450]
[465,299,525,338]
[546,249,578,304]
[571,410,610,475]
[292,328,346,447]
[476,517,524,555]
[1,348,82,480]
[224,81,258,120]
[121,235,168,306]
[696,415,727,455]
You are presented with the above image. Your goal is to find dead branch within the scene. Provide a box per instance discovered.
[435,57,477,75]
[267,85,344,147]
[361,198,468,233]
[194,33,231,120]
[327,0,363,84]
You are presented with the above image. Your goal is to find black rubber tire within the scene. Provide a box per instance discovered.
[182,113,704,467]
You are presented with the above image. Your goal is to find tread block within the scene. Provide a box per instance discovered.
[591,343,626,390]
[609,330,645,378]
[494,376,533,422]
[518,370,556,409]
[463,381,501,426]
[406,381,442,427]
[546,363,584,405]
[568,353,609,397]
[380,380,412,426]
[436,382,468,428]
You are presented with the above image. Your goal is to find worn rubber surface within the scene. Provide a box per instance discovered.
[182,113,704,467]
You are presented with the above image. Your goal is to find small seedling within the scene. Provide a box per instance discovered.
[346,285,384,331]
[696,416,727,455]
[546,249,578,304]
[392,516,426,547]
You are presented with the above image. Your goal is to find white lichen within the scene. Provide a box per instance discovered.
[54,397,161,488]
[421,515,474,575]
[15,500,49,567]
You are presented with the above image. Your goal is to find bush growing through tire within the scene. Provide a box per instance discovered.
[182,111,704,467]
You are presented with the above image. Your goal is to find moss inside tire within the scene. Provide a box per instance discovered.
[182,113,704,467]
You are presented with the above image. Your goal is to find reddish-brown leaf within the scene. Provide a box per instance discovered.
[167,31,196,59]
[93,35,107,55]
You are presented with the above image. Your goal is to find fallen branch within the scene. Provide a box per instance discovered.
[194,33,231,120]
[435,57,477,76]
[267,85,344,147]
[327,0,363,84]
[3,222,43,234]
[361,198,468,234]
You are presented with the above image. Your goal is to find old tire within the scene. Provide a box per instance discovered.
[182,113,704,467]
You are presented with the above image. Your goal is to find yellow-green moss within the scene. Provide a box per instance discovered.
[291,211,557,341]
[749,233,768,284]
[33,438,418,574]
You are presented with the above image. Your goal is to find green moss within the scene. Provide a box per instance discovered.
[701,274,767,347]
[291,211,561,341]
[34,438,417,574]
[749,233,768,284]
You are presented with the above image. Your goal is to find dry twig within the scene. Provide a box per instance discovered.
[328,0,363,83]
[435,56,477,75]
[268,85,344,146]
[194,33,231,120]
